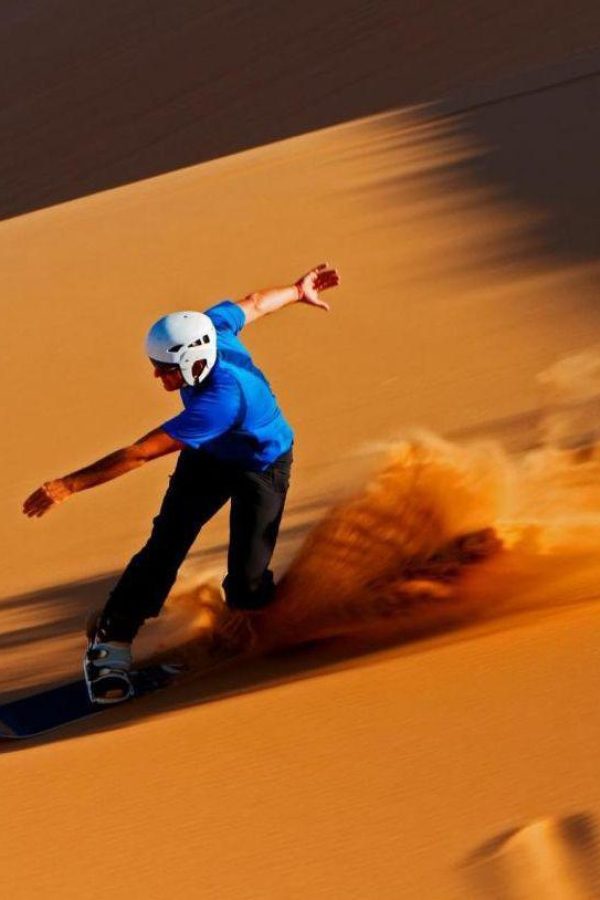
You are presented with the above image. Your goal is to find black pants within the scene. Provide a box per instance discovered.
[100,446,292,641]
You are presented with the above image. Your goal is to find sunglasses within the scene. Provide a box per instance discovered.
[150,359,180,374]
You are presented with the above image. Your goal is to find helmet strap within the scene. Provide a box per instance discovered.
[192,359,208,383]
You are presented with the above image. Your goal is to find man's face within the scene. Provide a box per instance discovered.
[151,360,184,391]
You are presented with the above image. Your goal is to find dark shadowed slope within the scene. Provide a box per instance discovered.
[2,0,600,220]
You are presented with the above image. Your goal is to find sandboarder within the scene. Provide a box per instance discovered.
[23,263,341,703]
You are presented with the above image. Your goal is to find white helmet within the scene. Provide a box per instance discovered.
[145,311,217,386]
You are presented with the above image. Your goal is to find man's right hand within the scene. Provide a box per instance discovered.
[23,478,73,518]
[23,428,184,519]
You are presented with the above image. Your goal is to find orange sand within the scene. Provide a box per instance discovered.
[2,6,600,898]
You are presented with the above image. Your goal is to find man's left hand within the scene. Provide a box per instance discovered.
[295,263,340,310]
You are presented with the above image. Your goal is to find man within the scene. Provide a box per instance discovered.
[23,262,340,703]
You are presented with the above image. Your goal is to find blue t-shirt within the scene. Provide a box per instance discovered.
[162,301,294,470]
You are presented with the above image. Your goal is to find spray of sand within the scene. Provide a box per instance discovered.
[164,350,600,664]
[251,433,508,650]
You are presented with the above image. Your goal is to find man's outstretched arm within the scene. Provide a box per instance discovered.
[23,428,184,519]
[237,262,340,325]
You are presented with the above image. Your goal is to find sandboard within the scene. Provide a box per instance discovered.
[0,664,181,739]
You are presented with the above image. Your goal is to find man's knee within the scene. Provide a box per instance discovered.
[223,570,275,611]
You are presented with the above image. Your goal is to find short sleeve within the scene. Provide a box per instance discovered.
[162,389,240,450]
[204,300,246,336]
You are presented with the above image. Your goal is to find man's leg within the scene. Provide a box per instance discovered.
[99,449,233,641]
[224,448,292,611]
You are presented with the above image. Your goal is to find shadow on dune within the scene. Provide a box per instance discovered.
[462,813,600,898]
[446,69,600,269]
[362,58,600,278]
[0,575,112,651]
[3,0,600,227]
[0,573,123,706]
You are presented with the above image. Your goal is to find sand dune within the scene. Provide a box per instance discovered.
[3,0,600,219]
[6,88,600,601]
[2,4,600,898]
